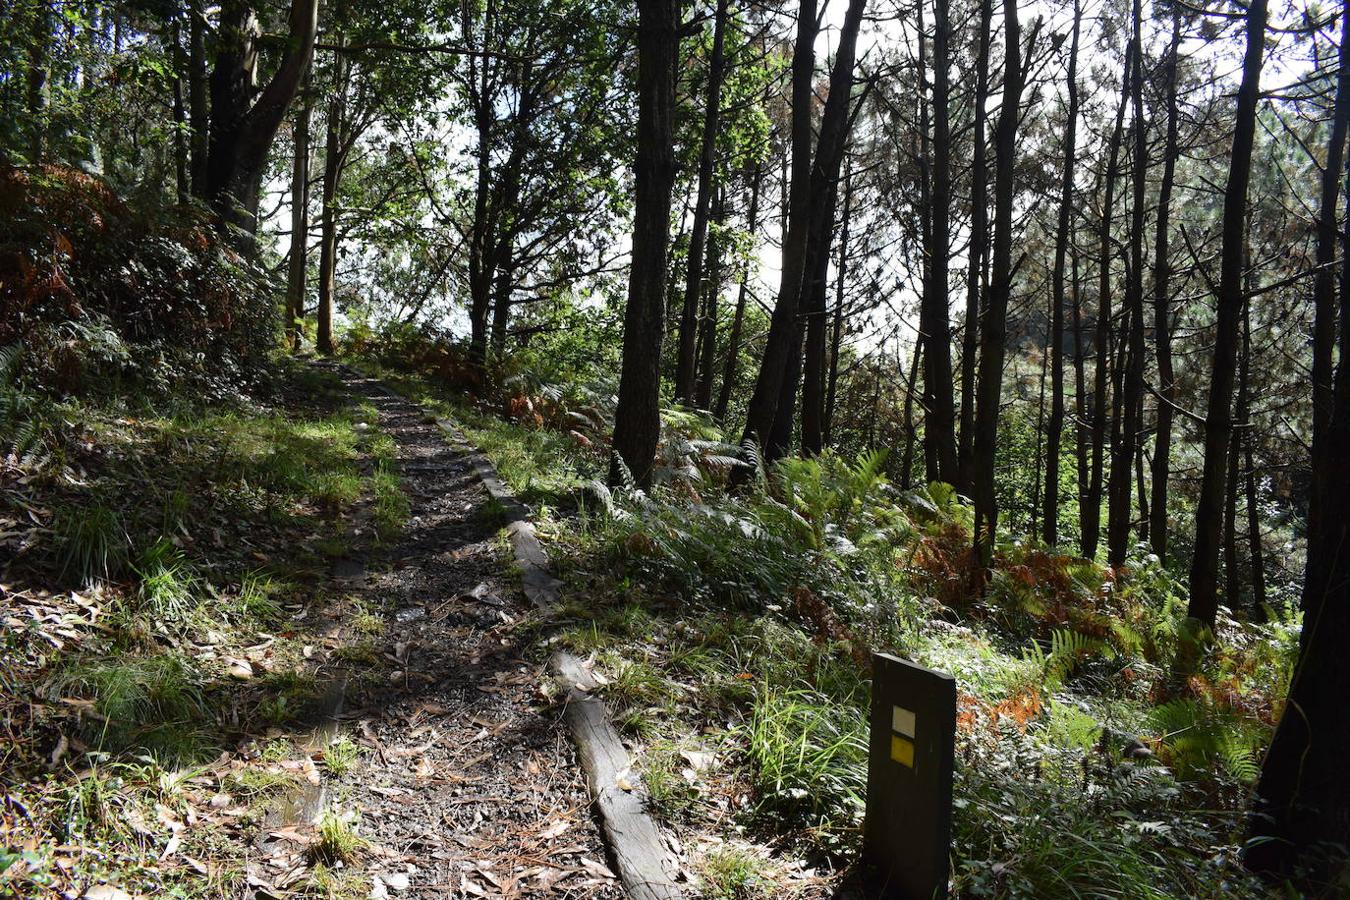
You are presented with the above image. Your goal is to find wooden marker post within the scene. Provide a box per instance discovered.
[862,652,957,899]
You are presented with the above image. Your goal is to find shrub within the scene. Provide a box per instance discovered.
[0,163,274,399]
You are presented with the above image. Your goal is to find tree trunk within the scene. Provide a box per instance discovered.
[286,91,311,353]
[901,343,922,489]
[694,186,728,410]
[1106,0,1147,567]
[674,0,730,404]
[800,168,843,457]
[1082,46,1131,560]
[768,322,804,460]
[737,0,818,463]
[824,162,854,446]
[957,0,992,494]
[921,0,958,485]
[466,27,494,369]
[1071,243,1089,548]
[714,165,762,422]
[971,0,1024,573]
[1042,0,1080,546]
[490,241,515,355]
[1247,10,1350,864]
[1305,0,1350,589]
[916,0,934,479]
[1240,297,1266,622]
[798,0,867,457]
[610,0,679,488]
[172,22,190,204]
[206,0,319,249]
[1185,0,1267,629]
[316,33,349,358]
[1031,287,1050,537]
[742,0,865,467]
[26,1,49,163]
[1149,15,1182,561]
[188,0,208,195]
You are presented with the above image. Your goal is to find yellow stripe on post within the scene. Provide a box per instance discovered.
[890,734,915,769]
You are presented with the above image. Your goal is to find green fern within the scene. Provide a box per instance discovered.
[1218,732,1259,784]
[0,344,43,462]
[1024,628,1113,688]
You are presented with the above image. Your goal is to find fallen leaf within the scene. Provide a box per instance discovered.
[580,857,616,879]
[82,887,134,900]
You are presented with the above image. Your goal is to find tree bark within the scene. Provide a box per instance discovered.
[1106,0,1147,567]
[206,0,319,249]
[1082,45,1131,560]
[316,30,349,358]
[824,162,854,446]
[1247,3,1350,863]
[714,165,762,422]
[921,0,958,484]
[610,0,679,488]
[694,186,728,410]
[1149,15,1183,561]
[674,0,730,404]
[1185,0,1267,629]
[1042,0,1080,546]
[286,90,311,353]
[1305,1,1350,587]
[188,0,208,195]
[971,0,1025,572]
[957,0,993,494]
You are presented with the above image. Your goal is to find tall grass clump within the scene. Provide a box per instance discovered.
[53,502,128,584]
[133,537,197,623]
[47,653,209,762]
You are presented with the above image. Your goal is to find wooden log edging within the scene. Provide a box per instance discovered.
[433,415,684,899]
[347,368,684,899]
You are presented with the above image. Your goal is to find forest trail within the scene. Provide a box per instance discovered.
[257,365,621,898]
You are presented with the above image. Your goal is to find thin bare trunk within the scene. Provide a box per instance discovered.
[675,0,730,403]
[1043,0,1080,546]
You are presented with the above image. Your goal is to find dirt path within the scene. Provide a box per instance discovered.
[312,366,621,898]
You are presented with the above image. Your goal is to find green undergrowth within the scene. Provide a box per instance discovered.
[1,360,412,896]
[365,366,1296,898]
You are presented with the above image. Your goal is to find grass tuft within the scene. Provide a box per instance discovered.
[54,503,128,584]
